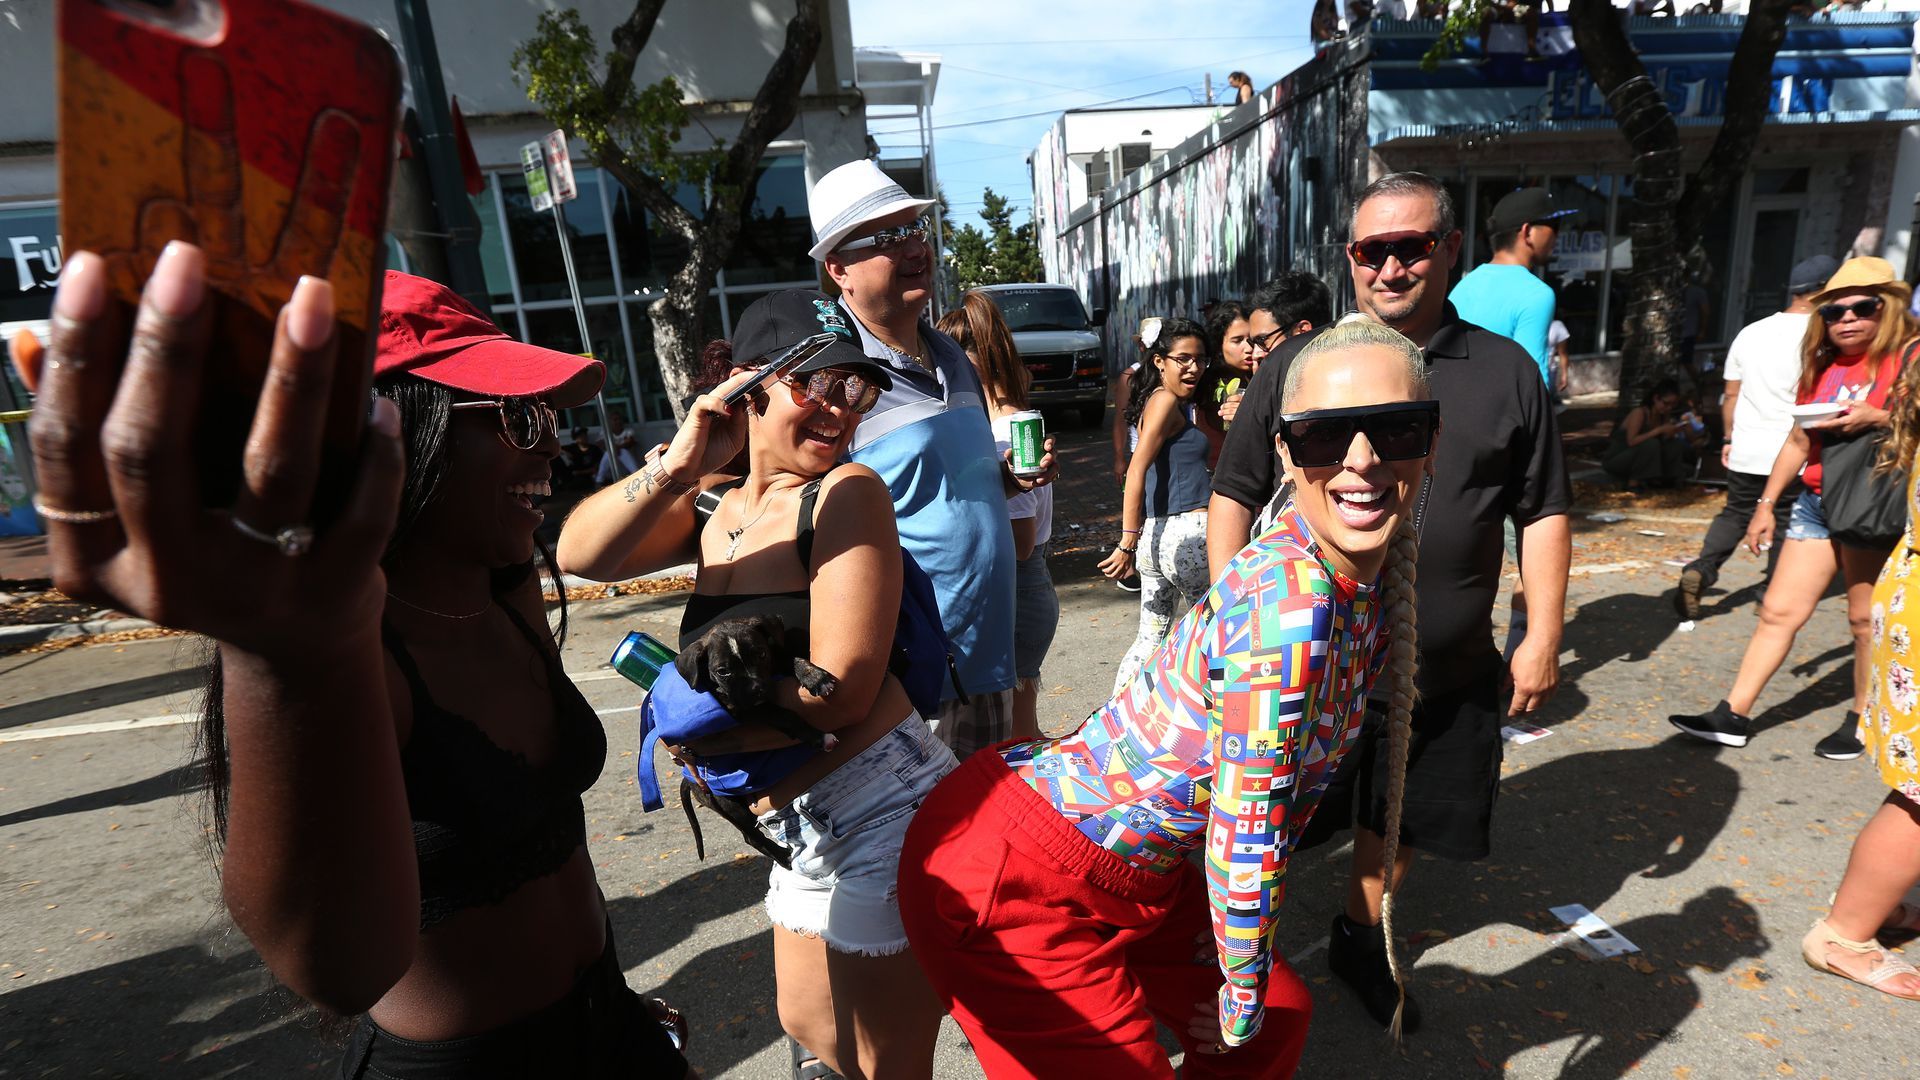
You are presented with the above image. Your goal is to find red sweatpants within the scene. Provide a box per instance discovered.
[898,749,1311,1079]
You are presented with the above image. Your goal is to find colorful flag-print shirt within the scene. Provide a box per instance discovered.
[1002,505,1387,1044]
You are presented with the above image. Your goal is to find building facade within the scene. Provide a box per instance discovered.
[1032,11,1920,389]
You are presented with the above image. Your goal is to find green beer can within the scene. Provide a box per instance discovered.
[1009,410,1046,477]
[612,631,678,691]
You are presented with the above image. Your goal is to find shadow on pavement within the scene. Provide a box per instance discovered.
[0,762,202,829]
[0,667,204,732]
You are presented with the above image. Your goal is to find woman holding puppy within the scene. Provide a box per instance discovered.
[559,290,955,1080]
[898,320,1438,1078]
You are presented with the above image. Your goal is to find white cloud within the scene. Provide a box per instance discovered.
[849,0,1319,228]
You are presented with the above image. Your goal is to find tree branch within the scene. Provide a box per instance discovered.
[716,0,823,198]
[601,0,670,115]
[1677,0,1794,225]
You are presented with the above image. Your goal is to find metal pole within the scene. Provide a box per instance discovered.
[550,201,617,447]
[393,0,490,313]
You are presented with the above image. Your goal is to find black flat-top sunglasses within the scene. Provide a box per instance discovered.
[1278,400,1440,468]
[1818,296,1884,323]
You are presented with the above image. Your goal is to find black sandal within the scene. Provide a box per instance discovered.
[788,1035,844,1080]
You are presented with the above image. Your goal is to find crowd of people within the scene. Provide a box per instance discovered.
[14,149,1920,1080]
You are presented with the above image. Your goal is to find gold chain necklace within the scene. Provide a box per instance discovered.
[386,591,492,620]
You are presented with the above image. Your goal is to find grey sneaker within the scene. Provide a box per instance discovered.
[1669,700,1751,747]
[1815,712,1865,761]
[1675,566,1704,621]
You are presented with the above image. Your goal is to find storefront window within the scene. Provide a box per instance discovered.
[1545,175,1613,356]
[472,187,514,305]
[726,155,813,287]
[611,179,699,295]
[501,170,616,303]
[524,303,633,428]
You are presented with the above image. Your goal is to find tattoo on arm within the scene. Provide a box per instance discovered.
[624,471,652,503]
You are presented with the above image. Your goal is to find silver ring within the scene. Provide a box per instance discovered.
[32,496,118,524]
[231,516,314,556]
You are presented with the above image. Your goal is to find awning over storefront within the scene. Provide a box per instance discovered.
[1375,108,1920,148]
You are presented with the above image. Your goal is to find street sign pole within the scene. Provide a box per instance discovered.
[522,134,615,447]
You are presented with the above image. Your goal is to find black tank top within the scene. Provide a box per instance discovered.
[676,478,821,652]
[385,601,607,929]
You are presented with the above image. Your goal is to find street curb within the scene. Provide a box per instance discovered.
[0,615,154,649]
[558,564,694,592]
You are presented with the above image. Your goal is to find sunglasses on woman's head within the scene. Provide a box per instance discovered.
[1278,400,1440,468]
[781,369,882,415]
[836,217,932,254]
[1818,296,1885,323]
[1347,231,1442,271]
[449,396,559,450]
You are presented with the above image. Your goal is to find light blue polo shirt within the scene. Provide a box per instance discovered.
[839,302,1017,700]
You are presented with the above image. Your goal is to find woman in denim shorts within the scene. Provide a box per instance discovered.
[561,291,959,1079]
[1671,258,1916,756]
[939,294,1060,740]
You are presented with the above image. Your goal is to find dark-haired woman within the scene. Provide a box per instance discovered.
[559,290,955,1080]
[1102,316,1214,694]
[938,292,1058,741]
[1201,301,1256,445]
[15,247,691,1077]
[1671,257,1915,756]
[1601,378,1696,490]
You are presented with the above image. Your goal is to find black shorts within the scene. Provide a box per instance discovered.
[338,926,689,1079]
[1296,677,1505,862]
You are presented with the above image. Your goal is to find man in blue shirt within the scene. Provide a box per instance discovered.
[810,160,1053,760]
[1449,187,1577,385]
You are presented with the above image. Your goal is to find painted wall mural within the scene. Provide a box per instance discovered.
[1036,43,1371,369]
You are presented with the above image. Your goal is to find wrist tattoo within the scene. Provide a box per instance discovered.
[624,471,650,503]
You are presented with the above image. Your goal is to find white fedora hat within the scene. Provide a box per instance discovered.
[808,159,935,261]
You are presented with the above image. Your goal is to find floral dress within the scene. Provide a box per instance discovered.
[1866,467,1920,802]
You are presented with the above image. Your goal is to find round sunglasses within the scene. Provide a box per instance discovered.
[780,369,882,414]
[449,396,559,450]
[1278,401,1440,468]
[1818,296,1884,323]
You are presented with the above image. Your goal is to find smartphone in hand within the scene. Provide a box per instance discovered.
[58,0,401,519]
[721,332,842,409]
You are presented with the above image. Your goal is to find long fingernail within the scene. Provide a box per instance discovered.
[54,252,107,320]
[147,242,206,319]
[286,276,335,350]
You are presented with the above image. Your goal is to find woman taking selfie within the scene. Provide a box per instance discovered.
[16,249,691,1077]
[1103,316,1216,694]
[937,292,1058,741]
[1670,258,1915,757]
[899,320,1438,1077]
[558,290,956,1080]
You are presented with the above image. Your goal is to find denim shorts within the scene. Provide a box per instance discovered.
[1013,544,1060,681]
[755,714,958,955]
[1786,489,1829,543]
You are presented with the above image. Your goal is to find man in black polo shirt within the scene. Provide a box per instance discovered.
[1207,172,1573,1032]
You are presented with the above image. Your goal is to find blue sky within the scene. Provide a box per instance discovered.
[848,1,1321,228]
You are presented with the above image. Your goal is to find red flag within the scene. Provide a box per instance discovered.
[449,96,484,197]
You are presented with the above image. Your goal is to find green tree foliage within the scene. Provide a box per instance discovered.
[946,188,1044,291]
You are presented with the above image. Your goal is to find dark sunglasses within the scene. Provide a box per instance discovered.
[782,369,882,415]
[1348,231,1442,271]
[836,217,932,254]
[1278,400,1440,468]
[1818,296,1885,323]
[449,396,559,450]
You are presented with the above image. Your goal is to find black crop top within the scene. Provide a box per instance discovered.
[385,602,607,929]
[677,478,821,652]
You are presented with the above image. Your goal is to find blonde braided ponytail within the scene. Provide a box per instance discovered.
[1376,515,1421,1044]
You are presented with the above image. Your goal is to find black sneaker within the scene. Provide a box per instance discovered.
[1115,572,1141,593]
[1668,700,1751,747]
[1815,712,1865,761]
[1674,566,1704,621]
[1326,913,1422,1034]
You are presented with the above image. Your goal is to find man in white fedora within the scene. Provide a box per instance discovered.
[809,158,1053,761]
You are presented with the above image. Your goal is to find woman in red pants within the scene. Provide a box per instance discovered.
[898,320,1436,1077]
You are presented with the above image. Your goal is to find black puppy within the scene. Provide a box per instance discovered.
[671,614,839,866]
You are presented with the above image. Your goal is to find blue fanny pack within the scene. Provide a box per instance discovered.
[634,661,815,811]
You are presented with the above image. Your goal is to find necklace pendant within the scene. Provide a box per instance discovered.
[725,528,746,560]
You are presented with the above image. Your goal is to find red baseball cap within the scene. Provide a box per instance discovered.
[374,271,605,407]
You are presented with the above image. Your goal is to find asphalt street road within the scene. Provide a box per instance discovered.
[2,504,1916,1078]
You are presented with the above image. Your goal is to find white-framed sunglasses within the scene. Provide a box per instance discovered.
[836,217,932,254]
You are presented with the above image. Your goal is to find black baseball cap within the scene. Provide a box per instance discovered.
[1787,254,1841,295]
[1486,188,1580,235]
[730,290,894,390]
